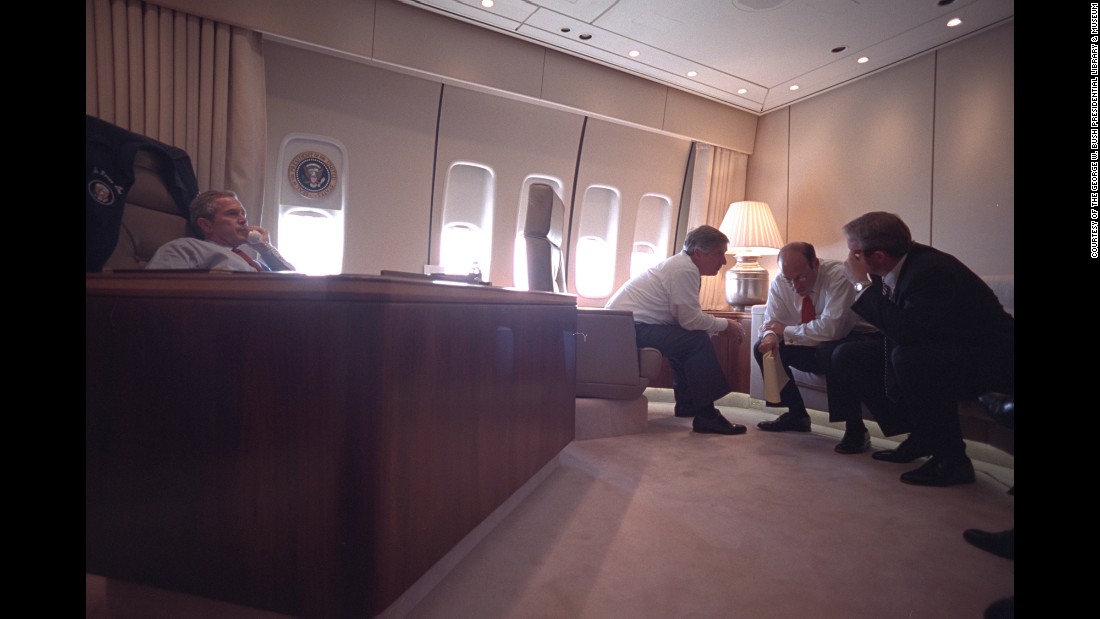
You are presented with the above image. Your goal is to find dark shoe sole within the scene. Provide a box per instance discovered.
[871,449,928,463]
[962,529,1014,560]
[756,417,811,432]
[900,471,975,487]
[899,458,976,486]
[694,423,747,435]
[835,442,870,454]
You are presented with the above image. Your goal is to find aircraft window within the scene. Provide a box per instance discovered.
[575,185,620,299]
[575,236,614,298]
[631,193,672,278]
[276,134,346,274]
[441,162,494,277]
[279,207,343,275]
[441,222,483,276]
[630,242,660,279]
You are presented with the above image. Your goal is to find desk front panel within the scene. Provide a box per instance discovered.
[86,274,576,617]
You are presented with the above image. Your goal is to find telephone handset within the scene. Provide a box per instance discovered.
[245,230,295,271]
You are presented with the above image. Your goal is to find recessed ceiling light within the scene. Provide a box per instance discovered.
[579,33,592,40]
[789,85,799,91]
[687,70,697,77]
[628,50,640,58]
[857,56,869,64]
[946,17,962,27]
[737,88,747,95]
[831,46,847,53]
[480,0,494,8]
[560,27,571,33]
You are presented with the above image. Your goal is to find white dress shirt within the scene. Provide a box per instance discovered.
[145,237,264,272]
[763,259,874,346]
[606,251,728,335]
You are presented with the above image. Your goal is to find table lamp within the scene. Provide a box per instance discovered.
[718,200,784,310]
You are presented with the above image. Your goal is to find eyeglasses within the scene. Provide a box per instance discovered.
[779,273,810,285]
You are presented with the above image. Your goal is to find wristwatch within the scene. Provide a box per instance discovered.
[853,279,872,293]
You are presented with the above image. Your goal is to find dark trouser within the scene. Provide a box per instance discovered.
[634,323,730,417]
[752,331,880,428]
[830,338,1014,457]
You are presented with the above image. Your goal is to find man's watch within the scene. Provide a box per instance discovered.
[853,279,872,293]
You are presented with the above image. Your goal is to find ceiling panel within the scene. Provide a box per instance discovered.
[397,0,1014,114]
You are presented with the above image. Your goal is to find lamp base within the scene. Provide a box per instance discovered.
[725,255,770,310]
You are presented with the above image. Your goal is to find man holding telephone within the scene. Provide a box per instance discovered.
[146,190,295,272]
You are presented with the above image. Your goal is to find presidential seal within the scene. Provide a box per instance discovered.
[87,167,122,206]
[289,151,336,199]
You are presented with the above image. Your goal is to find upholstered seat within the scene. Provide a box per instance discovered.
[523,182,566,293]
[574,308,662,440]
[101,148,195,270]
[86,115,197,272]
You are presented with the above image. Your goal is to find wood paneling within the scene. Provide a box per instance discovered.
[86,273,576,617]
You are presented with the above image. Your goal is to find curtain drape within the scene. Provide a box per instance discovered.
[692,144,749,311]
[86,0,267,216]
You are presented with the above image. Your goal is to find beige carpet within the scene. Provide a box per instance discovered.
[397,399,1014,619]
[87,396,1014,619]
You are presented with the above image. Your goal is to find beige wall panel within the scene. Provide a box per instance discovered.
[433,86,586,286]
[542,50,669,130]
[152,0,376,57]
[931,22,1014,276]
[744,107,790,276]
[373,0,546,99]
[264,41,442,275]
[570,118,693,306]
[663,88,758,155]
[786,56,936,262]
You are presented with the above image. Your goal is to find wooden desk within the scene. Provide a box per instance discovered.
[86,272,577,618]
[649,310,752,394]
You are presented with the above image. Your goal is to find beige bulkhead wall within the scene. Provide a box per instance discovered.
[145,0,759,154]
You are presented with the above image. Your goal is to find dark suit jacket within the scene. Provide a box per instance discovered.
[846,244,1013,440]
[86,115,199,272]
[851,243,1013,354]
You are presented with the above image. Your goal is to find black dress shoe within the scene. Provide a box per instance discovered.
[757,412,811,432]
[984,596,1014,619]
[963,528,1014,560]
[872,436,931,463]
[900,454,975,487]
[834,429,871,454]
[693,413,747,435]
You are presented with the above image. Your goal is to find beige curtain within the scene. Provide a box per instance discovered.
[85,0,267,215]
[692,144,749,311]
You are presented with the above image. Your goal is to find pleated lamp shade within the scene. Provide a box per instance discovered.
[717,200,783,309]
[718,201,783,255]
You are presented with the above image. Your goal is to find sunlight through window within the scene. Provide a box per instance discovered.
[279,208,343,275]
[441,222,483,275]
[630,242,660,279]
[575,235,614,298]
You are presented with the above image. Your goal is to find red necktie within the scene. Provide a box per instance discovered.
[232,248,265,272]
[800,295,815,324]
